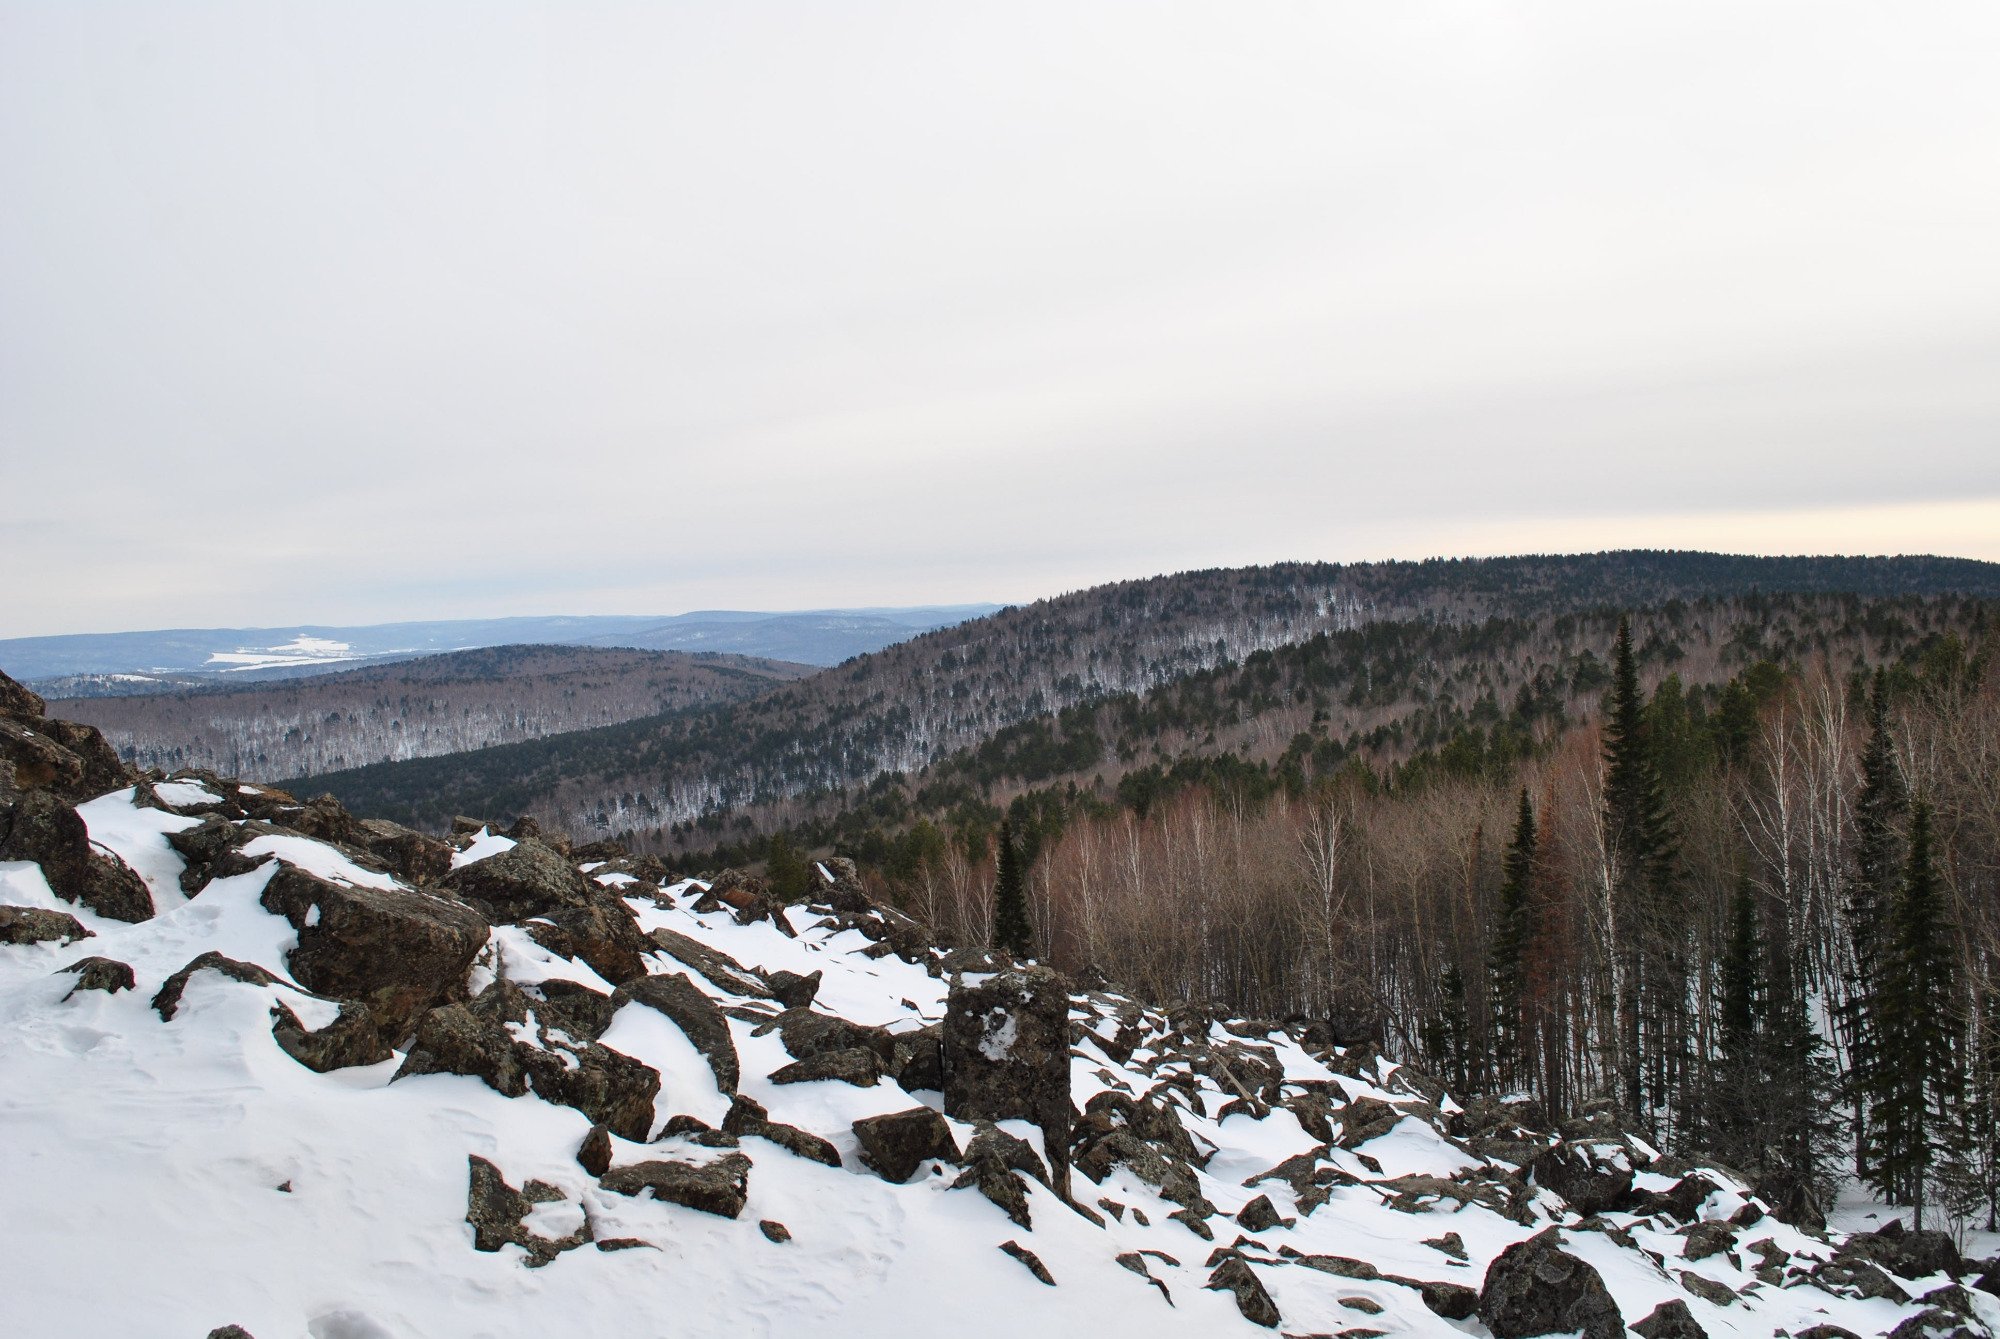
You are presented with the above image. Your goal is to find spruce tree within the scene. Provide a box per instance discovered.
[1866,801,1960,1225]
[1488,788,1537,1091]
[1709,877,1764,1171]
[1761,942,1845,1228]
[763,833,813,902]
[1602,615,1683,1129]
[991,819,1034,958]
[1843,668,1906,1178]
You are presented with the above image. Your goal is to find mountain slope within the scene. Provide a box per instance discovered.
[3,742,1990,1337]
[51,645,812,778]
[298,552,2000,844]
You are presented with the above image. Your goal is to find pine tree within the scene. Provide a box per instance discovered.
[1866,801,1961,1225]
[1602,615,1684,1130]
[991,819,1034,958]
[1842,668,1906,1178]
[1488,787,1536,1090]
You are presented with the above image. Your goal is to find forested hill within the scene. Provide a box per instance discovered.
[300,551,2000,843]
[56,645,812,779]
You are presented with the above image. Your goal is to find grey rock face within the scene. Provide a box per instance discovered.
[1479,1228,1625,1339]
[942,966,1073,1188]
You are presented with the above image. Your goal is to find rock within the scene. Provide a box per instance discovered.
[891,1024,945,1092]
[759,1220,791,1243]
[1840,1219,1963,1282]
[766,968,822,1009]
[1074,1129,1214,1218]
[1423,1231,1468,1261]
[524,888,654,986]
[1794,1328,1863,1339]
[1633,1299,1707,1339]
[1680,1220,1737,1262]
[166,815,272,894]
[441,838,591,921]
[852,1107,959,1183]
[207,1328,256,1339]
[1206,1256,1281,1328]
[577,1124,613,1177]
[770,1047,881,1087]
[396,978,660,1140]
[465,1155,590,1265]
[258,864,487,1040]
[152,952,282,1020]
[951,1124,1049,1229]
[1080,1089,1204,1166]
[942,966,1074,1189]
[645,926,773,998]
[0,904,92,945]
[270,999,396,1072]
[1000,1240,1057,1286]
[355,818,454,885]
[59,955,134,996]
[1337,1096,1404,1147]
[0,697,131,803]
[1634,1173,1720,1224]
[1811,1257,1911,1302]
[721,1095,841,1167]
[1479,1228,1625,1339]
[1676,1273,1736,1307]
[613,973,738,1093]
[0,669,45,720]
[598,1153,750,1218]
[1887,1309,1983,1339]
[0,790,152,921]
[1530,1138,1636,1215]
[1236,1194,1284,1233]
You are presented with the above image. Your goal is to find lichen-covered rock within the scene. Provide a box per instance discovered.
[722,1095,841,1167]
[1839,1219,1963,1282]
[165,815,272,895]
[356,818,454,885]
[258,863,487,1040]
[645,926,773,999]
[0,789,152,921]
[151,951,283,1020]
[1206,1256,1280,1328]
[1479,1228,1625,1339]
[942,965,1073,1188]
[770,1046,881,1087]
[0,904,93,945]
[951,1123,1050,1228]
[766,968,821,1009]
[852,1107,958,1183]
[524,889,654,986]
[1000,1240,1057,1286]
[59,955,134,997]
[1530,1138,1636,1215]
[614,972,738,1093]
[270,999,395,1072]
[598,1153,750,1218]
[395,978,660,1140]
[441,838,591,922]
[465,1155,591,1265]
[1633,1299,1708,1339]
[1236,1193,1285,1233]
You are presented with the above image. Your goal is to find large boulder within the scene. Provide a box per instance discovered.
[1206,1257,1281,1328]
[165,815,273,895]
[1480,1228,1625,1339]
[0,669,45,721]
[0,789,153,922]
[1530,1138,1637,1215]
[1839,1219,1963,1282]
[0,675,131,804]
[395,978,660,1140]
[942,966,1074,1188]
[598,1153,750,1218]
[524,889,654,986]
[258,864,487,1040]
[441,838,590,922]
[355,818,454,885]
[852,1107,959,1183]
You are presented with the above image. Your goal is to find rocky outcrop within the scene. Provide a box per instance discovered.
[852,1107,958,1183]
[395,978,659,1140]
[0,904,93,945]
[942,966,1073,1188]
[1479,1228,1625,1339]
[0,670,132,804]
[598,1153,750,1218]
[165,815,273,894]
[1530,1137,1637,1215]
[442,838,651,983]
[257,864,487,1041]
[0,789,152,922]
[466,1155,592,1266]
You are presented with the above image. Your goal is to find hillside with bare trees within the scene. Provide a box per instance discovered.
[52,645,812,778]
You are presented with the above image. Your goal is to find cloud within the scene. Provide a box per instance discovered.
[4,1,1998,635]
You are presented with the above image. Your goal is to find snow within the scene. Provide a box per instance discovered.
[2,820,1983,1339]
[451,829,517,868]
[153,779,222,808]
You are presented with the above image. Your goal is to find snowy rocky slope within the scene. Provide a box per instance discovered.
[2,671,1998,1339]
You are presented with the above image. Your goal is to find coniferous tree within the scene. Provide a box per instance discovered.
[991,819,1034,958]
[763,832,814,901]
[1866,801,1960,1225]
[1760,943,1845,1228]
[1488,788,1536,1090]
[1602,615,1684,1131]
[1422,964,1475,1094]
[1842,668,1906,1178]
[1708,877,1764,1170]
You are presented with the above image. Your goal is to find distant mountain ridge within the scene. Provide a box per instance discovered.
[0,605,1000,689]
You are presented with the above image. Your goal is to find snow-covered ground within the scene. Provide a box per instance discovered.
[2,786,1995,1339]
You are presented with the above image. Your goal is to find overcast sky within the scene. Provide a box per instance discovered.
[5,2,1999,637]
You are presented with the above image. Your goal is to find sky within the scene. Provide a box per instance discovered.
[4,1,1999,638]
